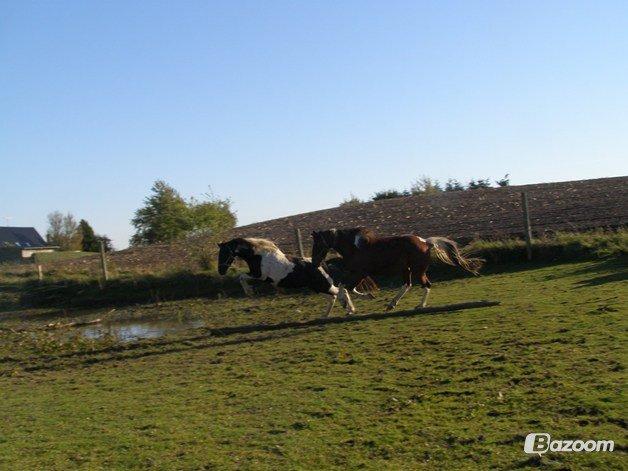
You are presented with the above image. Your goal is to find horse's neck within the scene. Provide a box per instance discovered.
[335,239,359,258]
[238,253,258,272]
[335,230,376,258]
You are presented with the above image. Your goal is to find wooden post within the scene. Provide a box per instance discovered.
[99,239,109,283]
[37,264,43,281]
[521,192,533,261]
[294,228,305,258]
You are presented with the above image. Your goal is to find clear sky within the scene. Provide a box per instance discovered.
[2,1,627,249]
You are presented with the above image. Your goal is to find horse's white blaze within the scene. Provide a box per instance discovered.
[260,251,295,285]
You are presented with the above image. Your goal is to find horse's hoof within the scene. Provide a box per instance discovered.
[385,304,395,311]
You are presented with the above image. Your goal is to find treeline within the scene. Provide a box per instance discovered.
[45,180,236,254]
[46,212,113,252]
[341,174,510,205]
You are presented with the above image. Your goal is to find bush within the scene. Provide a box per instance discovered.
[410,176,442,195]
[339,194,362,207]
[372,189,409,200]
[130,181,236,246]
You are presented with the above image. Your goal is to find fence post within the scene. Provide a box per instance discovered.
[294,228,305,258]
[99,239,109,283]
[521,192,533,261]
[37,264,43,281]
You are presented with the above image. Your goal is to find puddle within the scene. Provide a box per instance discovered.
[73,318,206,342]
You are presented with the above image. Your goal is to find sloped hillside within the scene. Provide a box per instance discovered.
[234,176,627,252]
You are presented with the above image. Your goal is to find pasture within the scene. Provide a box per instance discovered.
[0,257,625,469]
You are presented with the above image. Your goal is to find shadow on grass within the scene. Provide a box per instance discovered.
[575,270,628,288]
[7,300,499,374]
[572,257,628,288]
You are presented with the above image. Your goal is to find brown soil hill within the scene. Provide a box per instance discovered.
[233,176,627,253]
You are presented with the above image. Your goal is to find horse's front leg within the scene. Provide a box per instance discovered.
[238,273,256,297]
[327,284,355,315]
[337,285,356,315]
[323,294,337,317]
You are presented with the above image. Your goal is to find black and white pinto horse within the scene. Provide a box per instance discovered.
[217,237,355,316]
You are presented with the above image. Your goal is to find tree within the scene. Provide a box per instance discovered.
[79,219,113,252]
[468,178,492,190]
[99,236,114,252]
[130,180,236,245]
[46,211,82,250]
[339,193,362,207]
[79,219,98,252]
[445,179,465,191]
[372,189,409,201]
[496,174,510,187]
[410,176,442,195]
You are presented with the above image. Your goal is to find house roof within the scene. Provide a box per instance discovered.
[0,227,48,248]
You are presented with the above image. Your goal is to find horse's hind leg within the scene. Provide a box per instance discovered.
[417,273,432,308]
[352,286,375,300]
[386,268,412,311]
[353,276,378,299]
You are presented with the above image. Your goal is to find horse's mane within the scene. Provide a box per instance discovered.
[243,237,282,254]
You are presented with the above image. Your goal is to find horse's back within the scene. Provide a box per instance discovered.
[371,234,430,253]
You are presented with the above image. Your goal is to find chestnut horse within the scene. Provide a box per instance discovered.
[311,227,483,310]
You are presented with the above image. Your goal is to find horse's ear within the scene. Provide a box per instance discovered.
[311,231,317,237]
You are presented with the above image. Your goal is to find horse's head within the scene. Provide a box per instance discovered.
[217,240,238,275]
[311,229,337,266]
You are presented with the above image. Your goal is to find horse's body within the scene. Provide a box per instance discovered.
[311,228,483,310]
[218,237,355,316]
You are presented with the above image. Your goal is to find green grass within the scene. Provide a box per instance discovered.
[467,229,628,263]
[0,258,626,469]
[33,251,98,264]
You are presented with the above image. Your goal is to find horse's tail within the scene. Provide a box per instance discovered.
[424,237,484,275]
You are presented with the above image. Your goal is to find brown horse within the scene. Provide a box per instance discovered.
[311,227,483,310]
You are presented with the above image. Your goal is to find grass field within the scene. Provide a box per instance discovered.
[0,258,626,469]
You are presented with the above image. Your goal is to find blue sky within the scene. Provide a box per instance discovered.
[2,1,627,249]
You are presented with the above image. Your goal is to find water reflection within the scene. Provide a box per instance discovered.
[76,318,206,342]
